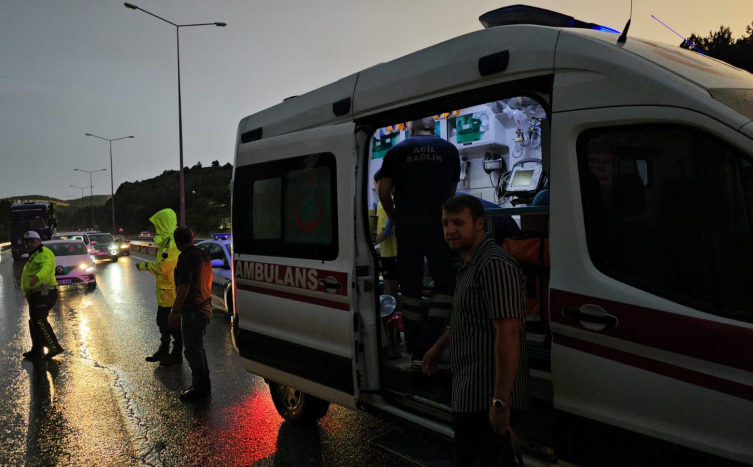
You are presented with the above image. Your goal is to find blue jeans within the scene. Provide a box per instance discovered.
[181,310,211,393]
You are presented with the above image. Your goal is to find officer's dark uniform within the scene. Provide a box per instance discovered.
[380,134,460,359]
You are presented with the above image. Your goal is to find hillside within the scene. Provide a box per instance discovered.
[1,163,233,240]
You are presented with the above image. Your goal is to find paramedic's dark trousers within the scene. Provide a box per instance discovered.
[181,310,211,394]
[27,289,62,355]
[156,306,183,356]
[395,215,455,359]
[452,409,523,466]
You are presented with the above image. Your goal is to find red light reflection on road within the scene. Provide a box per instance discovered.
[214,390,282,464]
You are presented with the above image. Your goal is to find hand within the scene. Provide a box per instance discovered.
[168,312,180,329]
[421,345,442,376]
[489,403,511,435]
[29,275,39,287]
[384,219,394,237]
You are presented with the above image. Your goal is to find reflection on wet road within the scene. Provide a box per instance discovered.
[0,250,399,466]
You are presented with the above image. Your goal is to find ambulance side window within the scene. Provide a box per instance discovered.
[578,124,753,321]
[233,153,339,261]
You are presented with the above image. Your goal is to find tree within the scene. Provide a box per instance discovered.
[192,161,203,169]
[682,21,753,73]
[211,160,220,168]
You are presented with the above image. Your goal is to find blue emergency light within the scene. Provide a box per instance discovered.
[213,233,231,240]
[480,4,619,34]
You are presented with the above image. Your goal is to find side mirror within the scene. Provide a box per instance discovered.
[211,259,225,268]
[91,241,97,246]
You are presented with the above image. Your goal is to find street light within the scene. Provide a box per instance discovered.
[71,184,92,229]
[124,2,226,226]
[74,168,106,228]
[86,133,134,231]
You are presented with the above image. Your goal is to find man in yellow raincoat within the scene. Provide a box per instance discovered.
[135,208,182,366]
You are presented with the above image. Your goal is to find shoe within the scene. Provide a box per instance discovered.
[23,350,44,360]
[145,349,169,362]
[179,386,209,401]
[159,354,183,367]
[43,348,65,360]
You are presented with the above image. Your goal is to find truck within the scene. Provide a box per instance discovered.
[10,202,57,260]
[229,5,753,466]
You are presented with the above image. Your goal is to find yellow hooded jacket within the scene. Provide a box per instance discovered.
[22,245,58,292]
[137,208,179,307]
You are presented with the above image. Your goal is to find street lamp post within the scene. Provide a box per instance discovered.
[86,133,134,231]
[70,184,92,229]
[124,3,226,226]
[74,168,106,228]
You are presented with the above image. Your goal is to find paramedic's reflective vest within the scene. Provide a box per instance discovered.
[137,208,179,307]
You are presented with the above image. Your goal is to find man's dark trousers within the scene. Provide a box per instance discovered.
[28,289,62,354]
[181,310,211,394]
[452,409,523,466]
[156,306,182,356]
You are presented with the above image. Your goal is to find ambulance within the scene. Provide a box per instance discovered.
[230,5,753,466]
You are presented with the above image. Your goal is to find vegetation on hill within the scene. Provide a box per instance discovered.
[682,21,753,73]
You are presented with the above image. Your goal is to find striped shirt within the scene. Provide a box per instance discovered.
[450,238,530,412]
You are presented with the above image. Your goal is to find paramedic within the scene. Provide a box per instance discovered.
[378,117,460,361]
[373,169,398,304]
[135,208,182,366]
[168,226,213,400]
[21,231,64,360]
[423,194,529,466]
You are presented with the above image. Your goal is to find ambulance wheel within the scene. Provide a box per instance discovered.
[269,381,330,423]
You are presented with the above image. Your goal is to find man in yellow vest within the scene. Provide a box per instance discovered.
[21,231,64,360]
[135,208,181,366]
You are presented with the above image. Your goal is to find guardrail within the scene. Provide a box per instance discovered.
[0,242,10,252]
[129,240,158,257]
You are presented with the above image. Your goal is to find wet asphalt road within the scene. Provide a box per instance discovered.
[0,249,402,466]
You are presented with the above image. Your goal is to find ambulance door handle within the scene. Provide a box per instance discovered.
[562,305,618,330]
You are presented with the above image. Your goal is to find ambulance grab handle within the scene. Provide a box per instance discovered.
[562,308,617,326]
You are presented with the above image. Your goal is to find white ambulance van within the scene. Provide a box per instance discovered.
[230,5,753,466]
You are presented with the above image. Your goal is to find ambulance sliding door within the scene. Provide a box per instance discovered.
[549,106,753,466]
[232,123,359,409]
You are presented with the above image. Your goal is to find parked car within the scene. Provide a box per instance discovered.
[53,231,93,253]
[44,240,96,288]
[197,233,233,313]
[113,235,130,256]
[88,233,119,260]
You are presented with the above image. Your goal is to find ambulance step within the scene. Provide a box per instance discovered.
[370,430,454,467]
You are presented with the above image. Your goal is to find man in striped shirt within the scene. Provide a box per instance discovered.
[422,194,529,466]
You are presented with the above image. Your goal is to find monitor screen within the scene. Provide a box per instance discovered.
[511,169,534,186]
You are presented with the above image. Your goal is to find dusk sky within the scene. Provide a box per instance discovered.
[2,0,751,202]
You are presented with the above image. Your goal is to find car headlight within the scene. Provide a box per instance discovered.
[79,263,87,270]
[86,267,94,272]
[120,244,127,249]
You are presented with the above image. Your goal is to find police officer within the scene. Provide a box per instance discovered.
[378,117,460,362]
[21,231,64,360]
[135,208,182,366]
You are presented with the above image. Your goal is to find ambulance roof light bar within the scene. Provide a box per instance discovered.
[479,4,619,34]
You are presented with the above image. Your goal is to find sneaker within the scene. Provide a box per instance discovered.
[145,348,169,362]
[159,354,183,367]
[22,350,44,360]
[179,386,209,401]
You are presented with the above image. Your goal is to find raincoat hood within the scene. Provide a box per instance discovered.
[149,209,177,243]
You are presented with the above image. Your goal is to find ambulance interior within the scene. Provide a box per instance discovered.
[368,96,554,455]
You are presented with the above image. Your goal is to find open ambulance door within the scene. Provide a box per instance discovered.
[232,122,367,421]
[549,106,753,466]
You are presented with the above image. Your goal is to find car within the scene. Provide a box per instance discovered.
[113,235,131,256]
[87,233,119,260]
[138,231,153,241]
[197,233,233,313]
[44,239,96,288]
[52,231,93,254]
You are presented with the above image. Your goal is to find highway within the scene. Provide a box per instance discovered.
[0,248,405,466]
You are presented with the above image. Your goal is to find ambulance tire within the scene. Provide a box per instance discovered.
[269,381,330,424]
